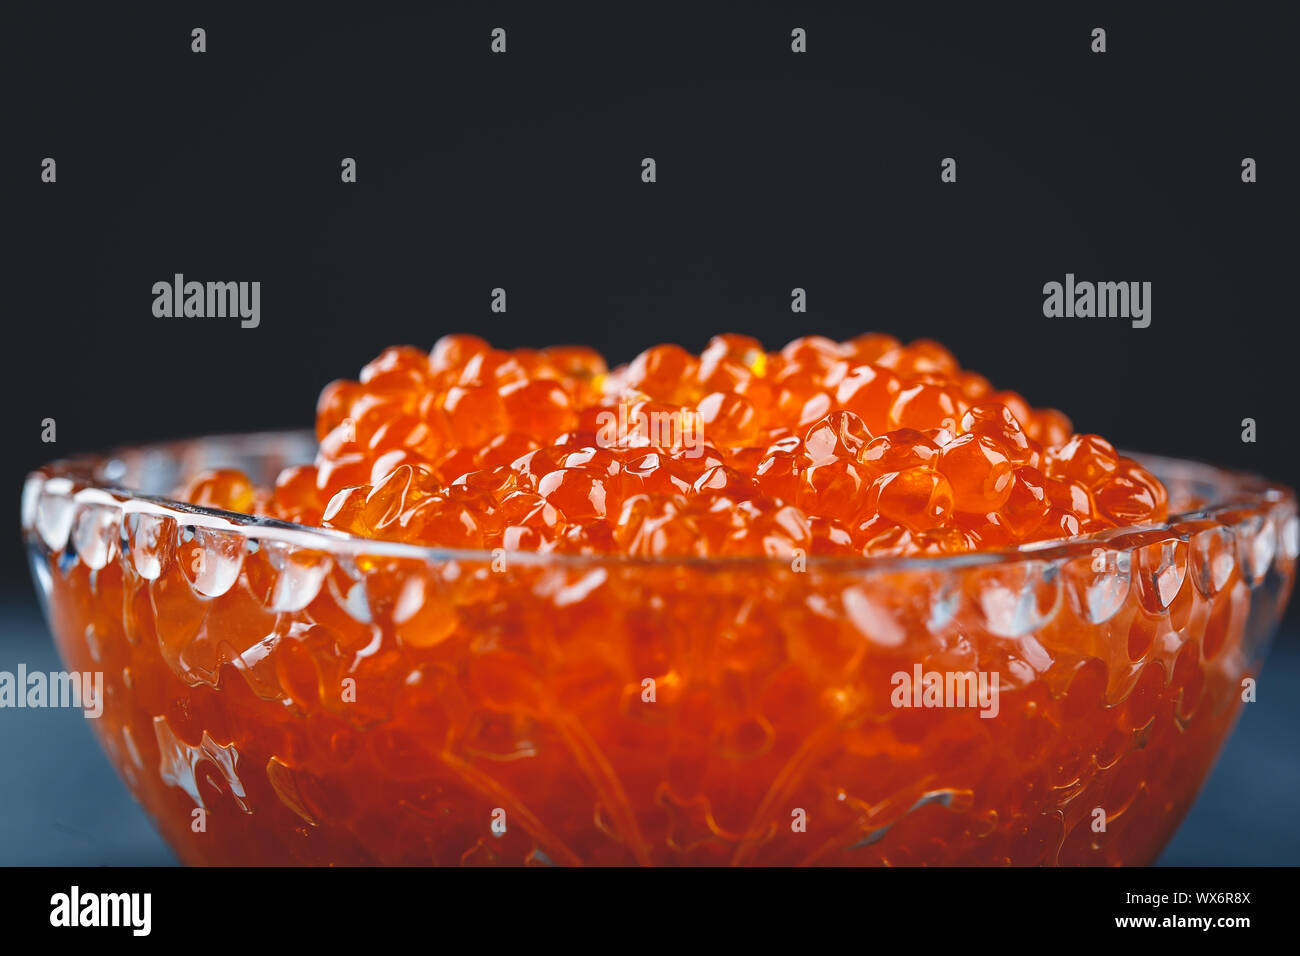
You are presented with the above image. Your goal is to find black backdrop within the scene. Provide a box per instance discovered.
[4,2,1297,614]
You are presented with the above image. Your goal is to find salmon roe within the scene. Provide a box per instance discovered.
[176,334,1168,557]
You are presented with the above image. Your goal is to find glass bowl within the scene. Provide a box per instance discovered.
[22,431,1297,865]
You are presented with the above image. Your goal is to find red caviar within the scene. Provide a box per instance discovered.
[180,334,1167,559]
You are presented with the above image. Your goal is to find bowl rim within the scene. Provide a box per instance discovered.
[23,429,1299,573]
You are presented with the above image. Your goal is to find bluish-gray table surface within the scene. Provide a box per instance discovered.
[1,592,1296,866]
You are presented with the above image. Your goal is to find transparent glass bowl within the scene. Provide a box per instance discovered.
[23,431,1298,865]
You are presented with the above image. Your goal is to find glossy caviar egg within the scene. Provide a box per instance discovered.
[537,467,610,522]
[1001,466,1051,537]
[360,345,432,394]
[859,429,940,476]
[754,450,802,504]
[802,411,871,464]
[429,333,491,376]
[1049,433,1121,487]
[834,364,901,436]
[936,433,1015,513]
[697,391,760,447]
[177,468,257,514]
[501,379,576,439]
[442,384,507,448]
[623,344,701,405]
[889,382,964,432]
[865,469,955,532]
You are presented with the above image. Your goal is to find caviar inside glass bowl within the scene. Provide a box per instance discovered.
[23,432,1297,865]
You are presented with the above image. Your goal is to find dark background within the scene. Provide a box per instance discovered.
[1,2,1296,864]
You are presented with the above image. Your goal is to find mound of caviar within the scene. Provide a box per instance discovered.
[175,333,1167,557]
